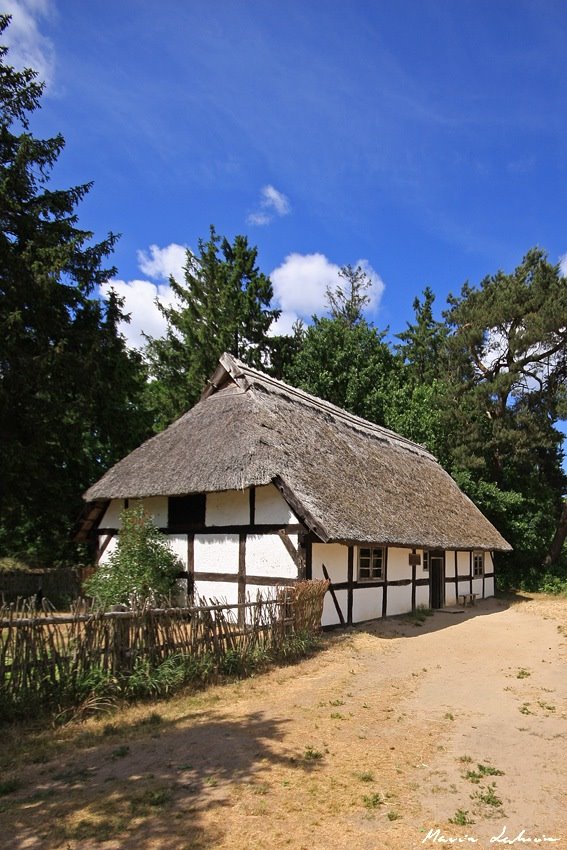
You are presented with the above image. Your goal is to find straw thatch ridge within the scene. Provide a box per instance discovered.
[84,353,511,552]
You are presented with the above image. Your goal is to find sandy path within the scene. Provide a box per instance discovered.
[2,595,566,850]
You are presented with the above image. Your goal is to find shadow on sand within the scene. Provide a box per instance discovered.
[350,592,534,640]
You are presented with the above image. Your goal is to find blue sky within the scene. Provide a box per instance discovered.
[6,1,567,362]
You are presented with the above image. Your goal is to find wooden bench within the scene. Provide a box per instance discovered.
[458,593,477,607]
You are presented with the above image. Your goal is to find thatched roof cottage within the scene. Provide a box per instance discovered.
[82,352,511,625]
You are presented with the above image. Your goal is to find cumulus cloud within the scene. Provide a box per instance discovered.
[4,0,55,87]
[100,243,187,349]
[137,242,188,282]
[247,184,291,226]
[271,252,340,316]
[101,241,386,350]
[270,253,385,324]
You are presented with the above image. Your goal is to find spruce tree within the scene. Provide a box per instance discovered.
[0,16,148,566]
[144,225,279,430]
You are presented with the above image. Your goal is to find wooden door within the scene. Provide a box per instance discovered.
[429,550,445,609]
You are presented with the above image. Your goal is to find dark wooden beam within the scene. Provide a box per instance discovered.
[347,546,354,625]
[238,534,246,624]
[272,475,328,541]
[277,530,305,577]
[192,571,296,587]
[321,563,345,626]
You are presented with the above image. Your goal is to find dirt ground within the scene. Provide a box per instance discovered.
[1,594,566,850]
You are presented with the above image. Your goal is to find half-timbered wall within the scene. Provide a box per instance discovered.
[96,485,301,606]
[95,490,495,624]
[311,542,496,627]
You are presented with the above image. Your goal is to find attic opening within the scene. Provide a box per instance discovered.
[168,494,206,530]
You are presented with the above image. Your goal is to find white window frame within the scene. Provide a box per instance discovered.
[358,546,385,582]
[422,550,430,572]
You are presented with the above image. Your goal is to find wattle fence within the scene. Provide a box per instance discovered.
[0,580,328,722]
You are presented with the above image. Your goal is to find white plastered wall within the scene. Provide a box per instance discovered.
[168,534,188,568]
[352,587,382,622]
[312,543,348,626]
[255,484,298,524]
[130,496,168,527]
[194,533,239,574]
[246,534,297,579]
[100,499,125,528]
[97,534,118,565]
[205,490,249,526]
[386,584,413,616]
[384,548,412,616]
[415,583,430,608]
[194,580,239,605]
[387,547,412,581]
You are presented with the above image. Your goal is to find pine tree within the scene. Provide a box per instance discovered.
[443,248,567,571]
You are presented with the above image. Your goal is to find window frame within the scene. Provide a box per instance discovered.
[422,550,430,572]
[357,545,385,582]
[472,551,485,577]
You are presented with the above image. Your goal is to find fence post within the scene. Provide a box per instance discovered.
[111,607,131,674]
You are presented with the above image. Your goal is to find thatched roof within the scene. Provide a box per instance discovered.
[85,352,511,551]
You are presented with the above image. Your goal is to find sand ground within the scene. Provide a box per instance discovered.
[1,593,566,850]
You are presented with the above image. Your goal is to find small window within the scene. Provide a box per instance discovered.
[473,551,484,577]
[358,546,384,581]
[423,550,430,572]
[168,494,206,529]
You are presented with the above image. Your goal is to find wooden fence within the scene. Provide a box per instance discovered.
[0,580,328,720]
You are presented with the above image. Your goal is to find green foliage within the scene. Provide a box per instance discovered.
[442,249,567,574]
[396,286,448,386]
[84,506,182,609]
[449,809,475,826]
[362,792,383,809]
[288,316,393,424]
[0,17,150,567]
[325,263,373,327]
[285,265,394,423]
[144,225,279,430]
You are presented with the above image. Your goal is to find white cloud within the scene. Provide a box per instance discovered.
[354,258,386,310]
[559,253,567,278]
[247,184,291,226]
[270,252,385,322]
[101,242,386,349]
[137,242,188,282]
[247,211,273,226]
[262,184,290,216]
[4,0,55,87]
[100,242,187,348]
[100,278,177,349]
[271,252,340,316]
[269,310,302,337]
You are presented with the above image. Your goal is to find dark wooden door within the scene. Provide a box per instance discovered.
[430,550,445,609]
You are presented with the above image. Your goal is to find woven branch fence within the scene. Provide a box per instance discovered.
[0,580,328,720]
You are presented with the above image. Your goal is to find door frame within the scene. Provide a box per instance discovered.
[429,549,445,609]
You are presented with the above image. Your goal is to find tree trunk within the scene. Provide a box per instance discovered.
[543,501,567,567]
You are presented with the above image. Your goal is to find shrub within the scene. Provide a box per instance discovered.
[84,506,182,609]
